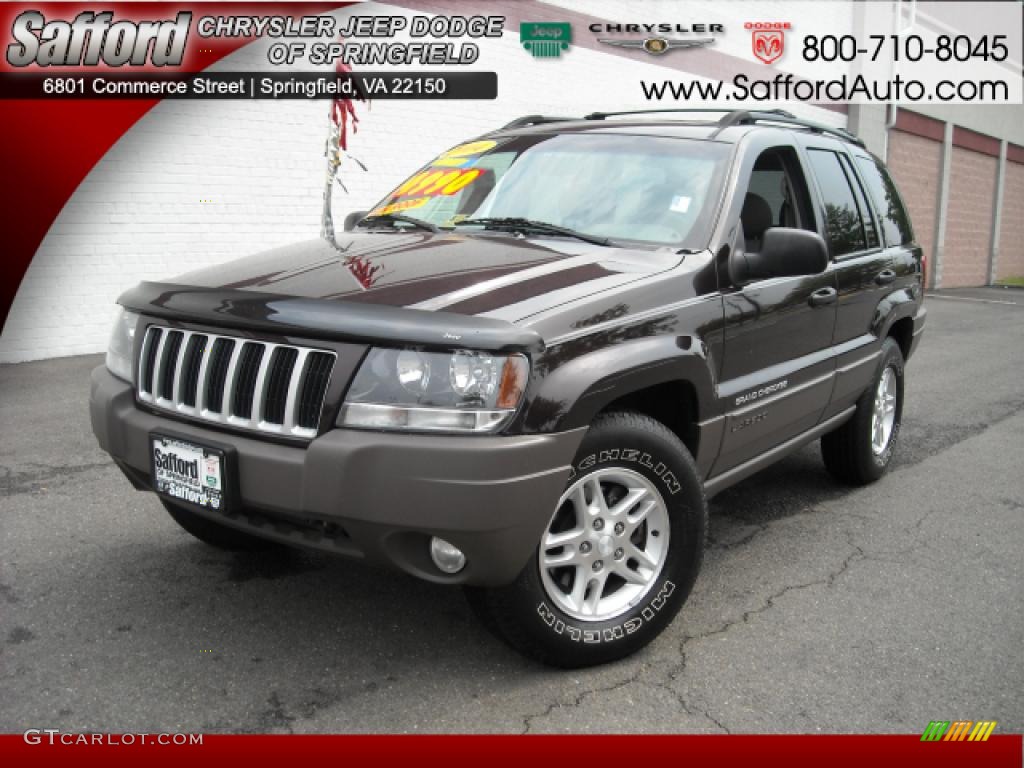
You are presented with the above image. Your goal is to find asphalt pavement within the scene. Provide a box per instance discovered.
[1,287,1021,734]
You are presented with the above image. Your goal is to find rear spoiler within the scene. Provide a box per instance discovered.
[118,281,545,354]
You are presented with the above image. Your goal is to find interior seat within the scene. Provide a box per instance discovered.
[741,192,773,252]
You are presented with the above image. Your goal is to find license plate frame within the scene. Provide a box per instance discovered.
[150,432,236,513]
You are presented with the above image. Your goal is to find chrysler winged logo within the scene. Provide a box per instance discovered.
[598,37,714,56]
[747,22,791,64]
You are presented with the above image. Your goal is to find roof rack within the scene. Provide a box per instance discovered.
[497,108,864,147]
[583,108,794,121]
[500,114,576,129]
[710,110,865,147]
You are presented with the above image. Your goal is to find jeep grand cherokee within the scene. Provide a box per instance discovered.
[91,109,926,667]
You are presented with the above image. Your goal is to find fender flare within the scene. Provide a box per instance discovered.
[520,335,716,434]
[873,287,919,340]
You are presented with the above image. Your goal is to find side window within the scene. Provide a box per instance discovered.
[741,147,815,254]
[840,155,880,250]
[807,149,868,257]
[856,156,915,246]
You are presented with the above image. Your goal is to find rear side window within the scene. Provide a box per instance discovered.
[807,149,868,257]
[856,156,915,246]
[839,155,880,250]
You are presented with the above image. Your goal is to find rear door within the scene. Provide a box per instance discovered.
[853,152,922,297]
[801,139,895,419]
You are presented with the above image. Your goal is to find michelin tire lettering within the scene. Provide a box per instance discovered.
[570,448,682,496]
[537,581,677,643]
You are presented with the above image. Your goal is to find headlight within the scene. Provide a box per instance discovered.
[339,348,529,433]
[105,308,140,382]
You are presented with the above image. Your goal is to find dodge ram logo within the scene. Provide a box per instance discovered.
[746,22,790,64]
[752,30,784,63]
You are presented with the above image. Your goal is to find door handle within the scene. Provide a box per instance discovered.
[808,287,837,307]
[874,268,897,285]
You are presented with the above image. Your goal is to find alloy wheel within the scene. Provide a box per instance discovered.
[871,365,898,455]
[539,468,670,622]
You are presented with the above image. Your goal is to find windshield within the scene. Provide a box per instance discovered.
[364,133,730,249]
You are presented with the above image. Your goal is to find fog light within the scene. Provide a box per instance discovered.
[429,537,466,574]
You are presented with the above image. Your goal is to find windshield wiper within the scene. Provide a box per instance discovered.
[454,217,610,246]
[358,213,440,233]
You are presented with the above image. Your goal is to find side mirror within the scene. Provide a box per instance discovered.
[343,210,369,232]
[730,227,828,285]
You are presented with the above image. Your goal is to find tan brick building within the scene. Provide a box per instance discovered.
[861,108,1024,289]
[997,152,1024,282]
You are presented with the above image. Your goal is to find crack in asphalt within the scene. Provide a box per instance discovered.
[655,652,732,734]
[664,531,866,734]
[0,461,110,496]
[520,664,651,734]
[519,529,868,735]
[681,531,865,649]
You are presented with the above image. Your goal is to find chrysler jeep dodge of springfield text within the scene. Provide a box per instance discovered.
[91,109,926,667]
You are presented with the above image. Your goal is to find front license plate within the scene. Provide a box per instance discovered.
[151,434,227,511]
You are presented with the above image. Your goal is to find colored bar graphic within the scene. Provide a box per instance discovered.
[921,720,997,742]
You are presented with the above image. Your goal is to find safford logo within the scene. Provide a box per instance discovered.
[746,21,790,64]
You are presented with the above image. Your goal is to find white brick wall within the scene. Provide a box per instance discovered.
[0,1,845,363]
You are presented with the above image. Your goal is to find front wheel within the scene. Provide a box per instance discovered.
[821,336,905,485]
[466,411,707,668]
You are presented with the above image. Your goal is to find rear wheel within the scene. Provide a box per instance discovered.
[821,336,905,485]
[161,499,279,551]
[466,411,707,668]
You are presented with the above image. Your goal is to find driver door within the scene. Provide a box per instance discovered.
[711,145,837,476]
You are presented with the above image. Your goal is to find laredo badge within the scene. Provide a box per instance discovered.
[520,22,572,58]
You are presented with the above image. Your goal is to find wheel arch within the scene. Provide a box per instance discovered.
[595,381,701,459]
[518,335,717,468]
[874,287,919,361]
[886,315,914,361]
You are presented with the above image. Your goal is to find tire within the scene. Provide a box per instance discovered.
[821,336,905,485]
[161,499,280,552]
[465,411,707,668]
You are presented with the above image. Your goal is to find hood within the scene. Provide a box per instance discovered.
[169,231,683,323]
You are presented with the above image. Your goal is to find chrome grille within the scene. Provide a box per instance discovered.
[136,326,337,439]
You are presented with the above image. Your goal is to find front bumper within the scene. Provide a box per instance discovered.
[90,366,585,586]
